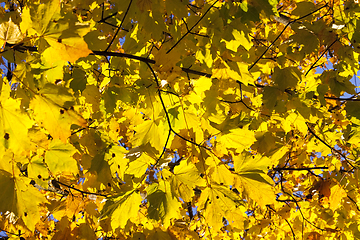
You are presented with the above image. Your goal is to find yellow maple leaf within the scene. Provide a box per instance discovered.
[30,95,87,143]
[162,160,206,202]
[45,139,78,174]
[216,127,256,153]
[0,84,34,152]
[101,189,143,230]
[43,37,92,63]
[0,169,47,231]
[233,152,276,207]
[197,184,245,230]
[329,184,346,211]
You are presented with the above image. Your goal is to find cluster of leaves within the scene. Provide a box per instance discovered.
[0,0,360,239]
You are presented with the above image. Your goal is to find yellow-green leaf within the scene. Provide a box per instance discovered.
[234,152,276,207]
[216,127,256,153]
[101,189,142,230]
[45,139,78,174]
[197,184,245,230]
[162,160,206,202]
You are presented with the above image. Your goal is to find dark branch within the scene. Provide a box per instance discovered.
[145,62,211,166]
[278,171,327,231]
[91,50,155,63]
[348,195,360,211]
[249,3,329,71]
[285,219,296,240]
[104,0,133,52]
[145,62,172,165]
[219,81,254,111]
[305,38,337,76]
[274,167,328,171]
[53,179,109,197]
[324,96,360,102]
[306,123,355,169]
[166,0,218,54]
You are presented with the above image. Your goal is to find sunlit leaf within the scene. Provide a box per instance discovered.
[0,18,23,47]
[233,152,276,207]
[45,139,78,174]
[101,189,142,230]
[197,184,245,230]
[162,160,206,202]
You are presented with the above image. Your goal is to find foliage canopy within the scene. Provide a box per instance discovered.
[1,0,360,239]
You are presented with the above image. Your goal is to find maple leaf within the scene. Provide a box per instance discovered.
[20,0,91,63]
[233,151,276,207]
[1,0,360,238]
[0,169,46,231]
[147,180,182,227]
[101,189,142,230]
[45,139,78,174]
[30,84,87,142]
[0,18,23,48]
[162,159,206,202]
[0,83,34,152]
[197,184,246,230]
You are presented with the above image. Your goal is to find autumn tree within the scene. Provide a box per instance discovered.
[0,0,360,239]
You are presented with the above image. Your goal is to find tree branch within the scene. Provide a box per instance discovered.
[306,123,355,169]
[145,62,211,166]
[305,38,337,76]
[274,166,328,171]
[347,195,360,211]
[219,80,255,111]
[145,62,172,165]
[324,96,360,101]
[249,3,329,71]
[284,219,296,240]
[104,0,133,52]
[53,179,109,197]
[166,0,218,54]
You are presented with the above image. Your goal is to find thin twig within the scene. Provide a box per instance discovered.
[274,166,328,171]
[53,180,109,197]
[324,96,360,101]
[249,3,329,71]
[145,62,210,165]
[104,0,133,52]
[306,123,355,169]
[284,219,296,240]
[305,38,337,76]
[219,80,254,110]
[182,18,209,38]
[145,62,173,165]
[92,50,155,63]
[166,0,218,54]
[278,170,327,231]
[347,195,360,211]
